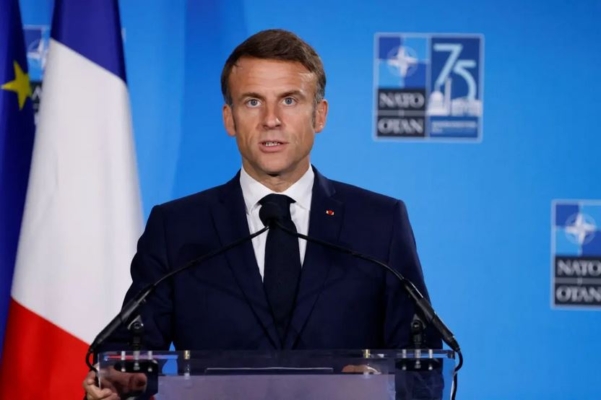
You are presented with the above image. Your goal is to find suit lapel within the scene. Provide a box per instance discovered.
[211,173,281,349]
[284,168,344,349]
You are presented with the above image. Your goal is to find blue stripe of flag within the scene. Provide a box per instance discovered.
[51,0,127,82]
[0,0,36,361]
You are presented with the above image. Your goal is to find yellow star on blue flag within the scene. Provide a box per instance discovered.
[1,61,32,110]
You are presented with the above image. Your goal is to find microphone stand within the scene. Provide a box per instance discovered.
[271,220,460,352]
[86,225,270,372]
[269,219,464,400]
[410,313,425,370]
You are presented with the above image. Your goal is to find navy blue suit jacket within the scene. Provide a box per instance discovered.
[112,167,440,352]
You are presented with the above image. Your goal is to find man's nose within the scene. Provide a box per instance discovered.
[262,104,282,129]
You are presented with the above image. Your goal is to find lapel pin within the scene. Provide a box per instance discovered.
[325,210,335,216]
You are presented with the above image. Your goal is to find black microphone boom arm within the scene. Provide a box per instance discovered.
[88,225,270,356]
[274,220,461,353]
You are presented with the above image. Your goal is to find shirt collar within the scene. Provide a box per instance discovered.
[240,165,314,214]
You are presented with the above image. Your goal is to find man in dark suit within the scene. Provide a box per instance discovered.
[84,28,440,400]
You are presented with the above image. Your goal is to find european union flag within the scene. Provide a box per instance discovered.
[0,0,35,360]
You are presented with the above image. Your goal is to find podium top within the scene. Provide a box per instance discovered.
[97,349,454,399]
[99,348,454,362]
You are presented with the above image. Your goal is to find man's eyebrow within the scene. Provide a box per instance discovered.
[238,91,265,100]
[236,90,307,102]
[280,90,305,99]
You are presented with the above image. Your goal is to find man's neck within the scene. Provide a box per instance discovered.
[242,163,311,193]
[257,177,295,193]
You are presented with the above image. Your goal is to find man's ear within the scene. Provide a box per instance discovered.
[223,104,236,137]
[314,99,328,133]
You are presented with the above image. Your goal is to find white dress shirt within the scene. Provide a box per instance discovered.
[240,166,314,280]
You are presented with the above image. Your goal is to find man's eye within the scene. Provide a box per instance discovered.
[283,97,296,105]
[247,99,260,107]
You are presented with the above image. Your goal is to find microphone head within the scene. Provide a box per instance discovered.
[259,201,283,227]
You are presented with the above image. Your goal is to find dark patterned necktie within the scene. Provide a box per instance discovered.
[259,193,301,343]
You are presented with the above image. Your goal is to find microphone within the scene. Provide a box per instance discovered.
[261,201,460,353]
[259,200,284,228]
[87,224,270,360]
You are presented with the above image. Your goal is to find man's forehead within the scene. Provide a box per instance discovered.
[227,58,317,100]
[230,57,314,79]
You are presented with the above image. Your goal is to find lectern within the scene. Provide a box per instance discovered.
[98,349,455,399]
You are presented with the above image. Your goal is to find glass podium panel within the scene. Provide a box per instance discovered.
[98,349,455,400]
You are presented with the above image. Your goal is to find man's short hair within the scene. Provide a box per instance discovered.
[221,29,326,105]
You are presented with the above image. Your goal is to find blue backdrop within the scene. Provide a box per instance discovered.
[10,0,601,398]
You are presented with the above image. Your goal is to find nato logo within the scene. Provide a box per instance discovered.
[374,33,483,141]
[24,25,50,82]
[552,200,601,308]
[24,25,50,123]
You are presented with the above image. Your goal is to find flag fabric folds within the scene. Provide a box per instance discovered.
[0,0,36,362]
[0,0,142,397]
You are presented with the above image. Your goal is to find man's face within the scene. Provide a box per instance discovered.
[223,57,328,184]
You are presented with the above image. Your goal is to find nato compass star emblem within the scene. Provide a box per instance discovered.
[387,46,418,78]
[564,213,596,245]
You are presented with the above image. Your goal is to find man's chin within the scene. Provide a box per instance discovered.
[257,163,287,178]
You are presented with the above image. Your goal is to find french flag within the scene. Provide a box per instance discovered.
[0,0,142,397]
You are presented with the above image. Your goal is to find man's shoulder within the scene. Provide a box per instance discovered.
[326,177,403,209]
[153,180,231,214]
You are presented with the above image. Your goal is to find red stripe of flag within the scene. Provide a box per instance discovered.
[0,299,88,398]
